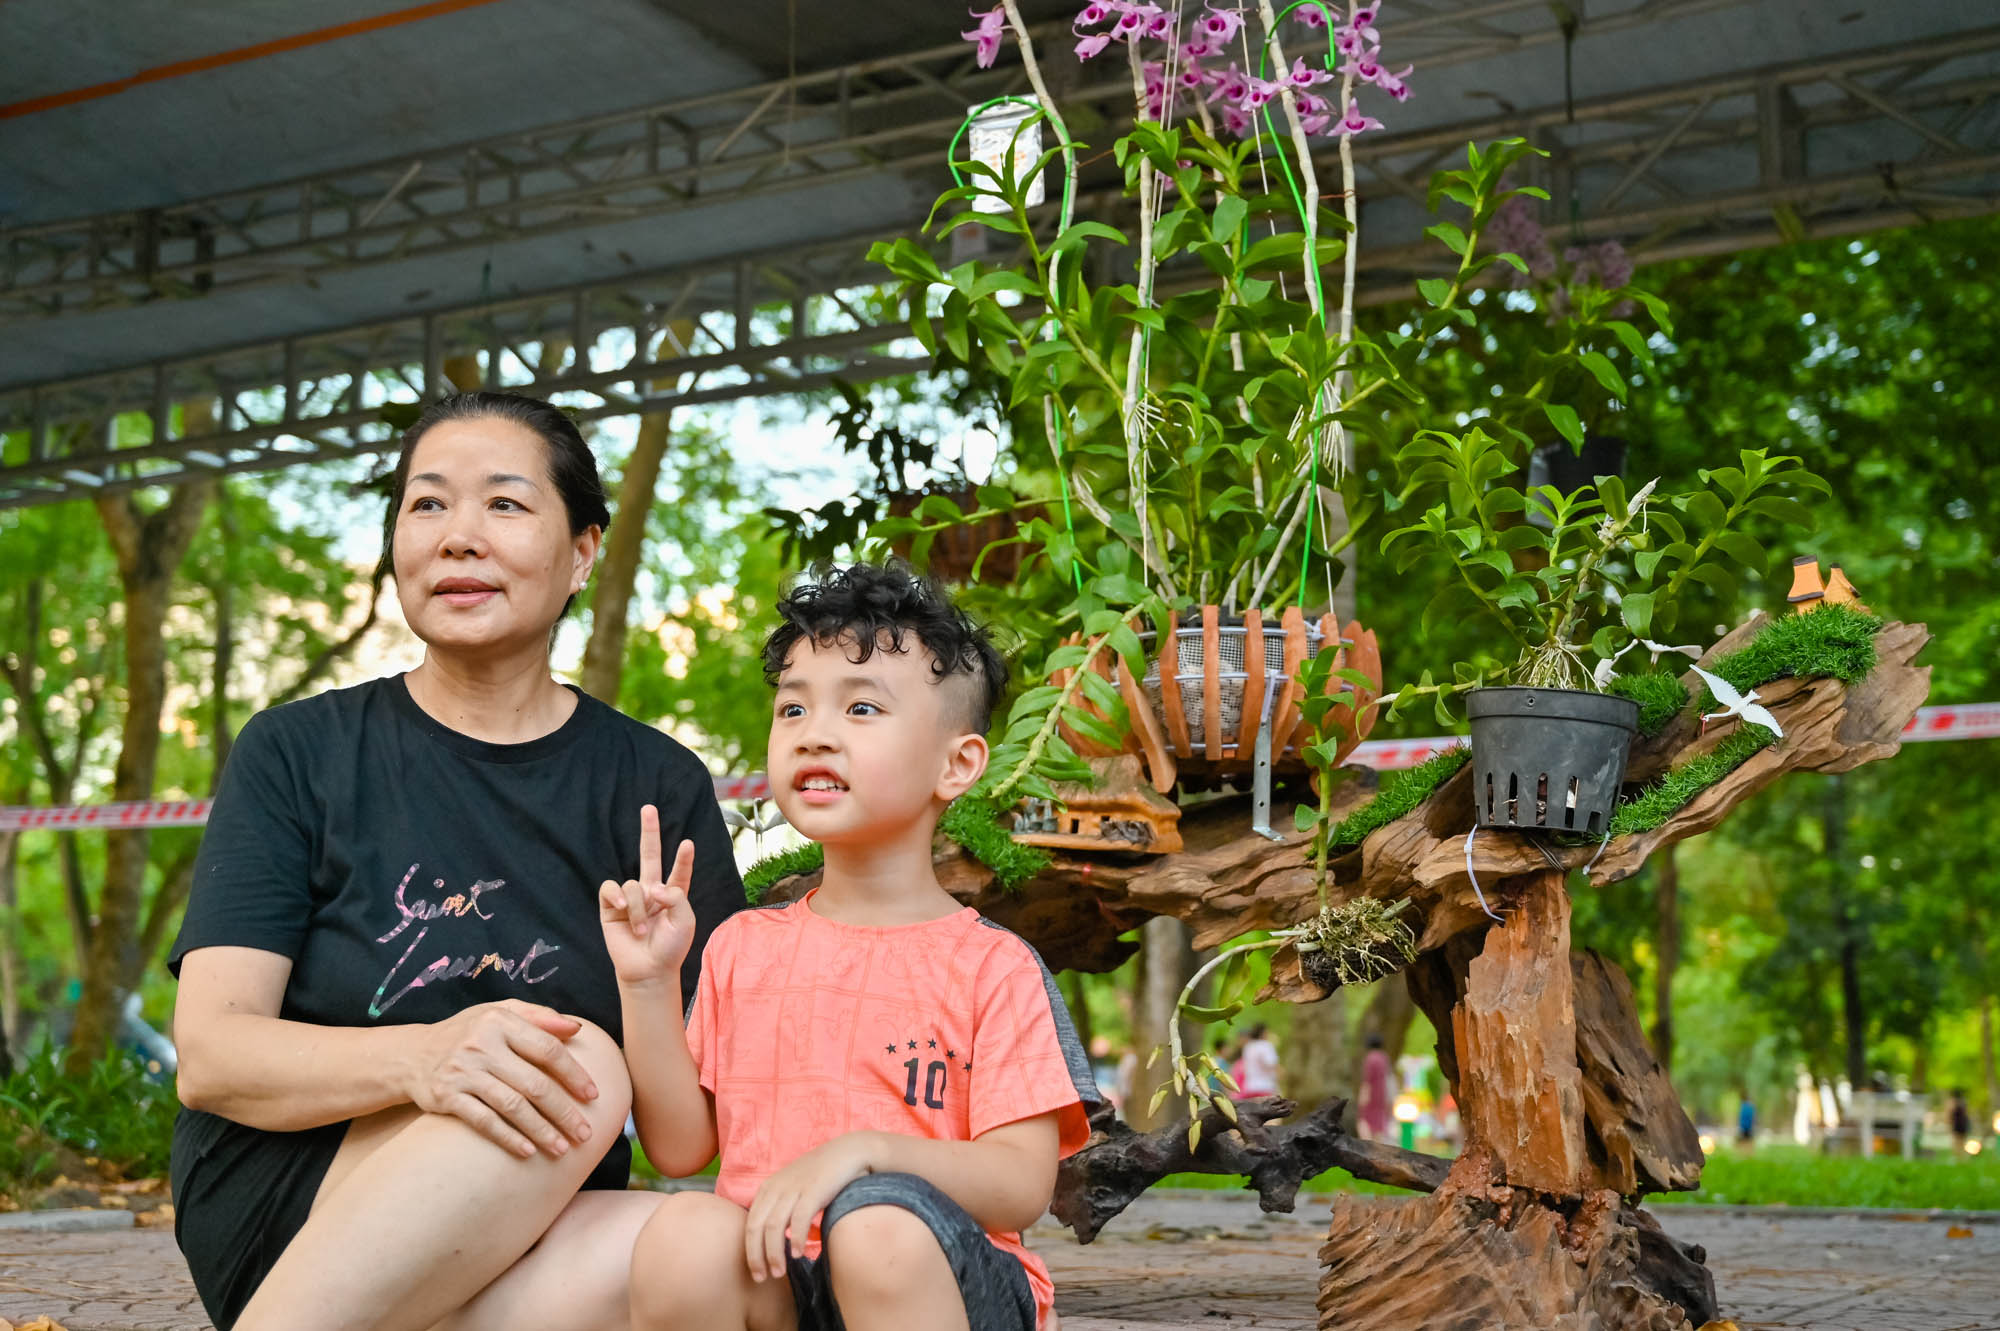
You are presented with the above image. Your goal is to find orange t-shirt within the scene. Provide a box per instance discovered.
[683,891,1096,1328]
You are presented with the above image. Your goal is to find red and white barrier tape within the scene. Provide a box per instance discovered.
[2,702,1993,833]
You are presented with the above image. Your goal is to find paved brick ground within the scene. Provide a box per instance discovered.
[5,1192,1998,1330]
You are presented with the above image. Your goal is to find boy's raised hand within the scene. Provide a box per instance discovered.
[599,803,697,987]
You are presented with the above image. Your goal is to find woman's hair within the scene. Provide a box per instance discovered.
[379,392,612,617]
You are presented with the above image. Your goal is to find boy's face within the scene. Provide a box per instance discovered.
[769,633,988,849]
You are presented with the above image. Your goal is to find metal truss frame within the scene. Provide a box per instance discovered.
[0,0,1738,321]
[5,10,2000,507]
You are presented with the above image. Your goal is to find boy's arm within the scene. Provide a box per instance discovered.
[599,805,719,1176]
[742,1114,1059,1283]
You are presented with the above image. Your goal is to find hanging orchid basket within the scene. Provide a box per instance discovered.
[1051,606,1382,794]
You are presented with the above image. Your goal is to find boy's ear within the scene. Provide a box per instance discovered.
[935,731,989,804]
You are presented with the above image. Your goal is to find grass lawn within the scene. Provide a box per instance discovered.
[1152,1143,2000,1211]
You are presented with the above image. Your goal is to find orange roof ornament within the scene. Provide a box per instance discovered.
[1787,555,1826,610]
[1787,556,1871,614]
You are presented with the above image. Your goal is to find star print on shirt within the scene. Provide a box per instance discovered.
[907,1039,918,1050]
[927,1038,938,1049]
[946,1049,957,1059]
[962,1062,973,1072]
[885,1044,897,1055]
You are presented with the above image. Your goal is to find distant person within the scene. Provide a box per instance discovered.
[1357,1033,1395,1142]
[1213,1034,1244,1099]
[1736,1092,1756,1151]
[1239,1023,1281,1098]
[1948,1088,1974,1154]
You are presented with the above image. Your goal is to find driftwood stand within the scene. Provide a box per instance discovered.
[772,615,1930,1329]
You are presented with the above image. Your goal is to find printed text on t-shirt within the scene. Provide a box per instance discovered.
[368,862,561,1017]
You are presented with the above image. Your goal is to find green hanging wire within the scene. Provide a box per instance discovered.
[949,96,1086,593]
[1252,0,1341,607]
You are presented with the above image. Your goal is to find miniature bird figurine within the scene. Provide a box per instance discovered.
[1591,637,1704,689]
[1688,664,1785,739]
[720,801,788,845]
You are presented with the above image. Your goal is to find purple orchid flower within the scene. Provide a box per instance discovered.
[1198,6,1244,43]
[1242,76,1283,108]
[1286,56,1334,88]
[1300,110,1333,134]
[1076,30,1113,58]
[1112,8,1148,38]
[1179,62,1213,90]
[1337,104,1384,135]
[1223,105,1256,135]
[1333,24,1372,57]
[1181,35,1217,59]
[1208,64,1250,103]
[1352,3,1381,25]
[1295,90,1329,115]
[1075,2,1111,23]
[1339,51,1384,83]
[963,6,1006,68]
[1375,63,1413,101]
[1294,5,1330,29]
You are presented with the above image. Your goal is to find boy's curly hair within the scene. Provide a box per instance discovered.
[761,561,1009,734]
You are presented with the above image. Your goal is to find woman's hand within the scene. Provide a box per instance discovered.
[743,1133,877,1281]
[599,803,697,988]
[406,999,601,1160]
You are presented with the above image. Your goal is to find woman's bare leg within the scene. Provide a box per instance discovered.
[628,1190,794,1331]
[437,1189,665,1331]
[233,1019,634,1331]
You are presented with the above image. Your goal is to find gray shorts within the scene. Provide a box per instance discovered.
[784,1172,1038,1331]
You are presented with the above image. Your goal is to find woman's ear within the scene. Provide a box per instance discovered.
[935,731,989,804]
[570,524,603,594]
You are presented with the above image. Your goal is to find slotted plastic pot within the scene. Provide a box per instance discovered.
[1466,686,1638,836]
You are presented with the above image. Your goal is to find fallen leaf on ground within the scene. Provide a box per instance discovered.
[1946,1224,1974,1239]
[11,1317,73,1331]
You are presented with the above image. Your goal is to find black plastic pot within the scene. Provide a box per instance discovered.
[1466,686,1639,835]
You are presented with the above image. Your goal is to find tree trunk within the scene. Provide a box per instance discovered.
[1129,915,1196,1130]
[1652,843,1679,1074]
[1824,778,1868,1089]
[1060,971,1095,1060]
[67,463,215,1072]
[0,824,18,1076]
[1282,988,1348,1115]
[580,406,673,704]
[1979,993,1999,1122]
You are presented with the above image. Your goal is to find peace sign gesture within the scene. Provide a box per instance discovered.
[598,804,698,987]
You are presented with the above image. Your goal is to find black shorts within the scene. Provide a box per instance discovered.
[784,1173,1038,1331]
[170,1107,631,1330]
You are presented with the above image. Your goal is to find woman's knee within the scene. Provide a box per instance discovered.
[563,1017,632,1134]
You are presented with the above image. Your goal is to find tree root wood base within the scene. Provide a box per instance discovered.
[1317,1164,1718,1331]
[1051,1095,1448,1243]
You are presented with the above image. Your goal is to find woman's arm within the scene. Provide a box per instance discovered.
[175,945,603,1160]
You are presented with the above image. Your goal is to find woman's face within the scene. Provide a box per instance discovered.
[392,416,600,659]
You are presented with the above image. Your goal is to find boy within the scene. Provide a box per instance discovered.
[600,562,1096,1331]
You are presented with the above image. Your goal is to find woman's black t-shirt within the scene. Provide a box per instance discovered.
[169,673,746,1190]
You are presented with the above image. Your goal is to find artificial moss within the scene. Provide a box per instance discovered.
[1327,744,1472,852]
[1701,601,1882,703]
[741,841,824,904]
[736,796,1050,903]
[940,795,1053,890]
[1606,671,1691,738]
[1592,604,1886,839]
[1605,727,1771,837]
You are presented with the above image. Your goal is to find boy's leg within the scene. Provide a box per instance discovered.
[233,1019,635,1331]
[630,1189,798,1331]
[818,1174,1036,1331]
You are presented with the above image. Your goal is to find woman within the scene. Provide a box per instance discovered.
[169,392,744,1331]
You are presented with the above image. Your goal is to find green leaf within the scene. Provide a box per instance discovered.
[1543,402,1584,448]
[1051,221,1129,254]
[1180,1002,1244,1024]
[1417,277,1453,308]
[1294,804,1320,832]
[1424,221,1470,258]
[1620,592,1655,638]
[1578,350,1628,401]
[1210,194,1248,241]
